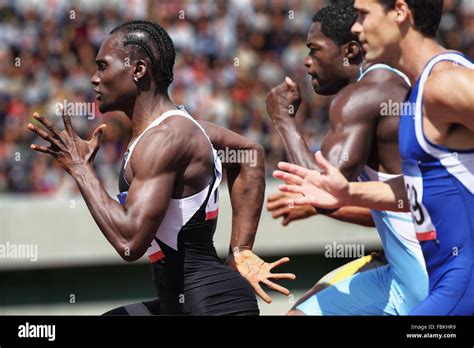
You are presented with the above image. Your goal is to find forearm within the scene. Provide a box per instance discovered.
[347,176,409,212]
[226,147,265,253]
[72,165,138,260]
[328,206,375,228]
[272,117,320,170]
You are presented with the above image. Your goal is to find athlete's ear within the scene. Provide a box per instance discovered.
[394,0,410,25]
[345,40,362,62]
[133,60,147,82]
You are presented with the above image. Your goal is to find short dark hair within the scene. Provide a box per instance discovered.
[110,20,176,89]
[378,0,443,37]
[312,0,358,46]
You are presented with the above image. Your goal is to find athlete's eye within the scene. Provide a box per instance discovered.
[309,48,319,58]
[356,10,368,22]
[97,62,106,71]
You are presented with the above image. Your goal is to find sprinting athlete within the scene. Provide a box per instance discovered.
[275,0,474,315]
[27,20,295,315]
[266,0,427,315]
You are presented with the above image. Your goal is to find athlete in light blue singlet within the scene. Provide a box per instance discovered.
[296,64,428,315]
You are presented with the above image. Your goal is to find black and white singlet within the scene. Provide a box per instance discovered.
[116,109,259,315]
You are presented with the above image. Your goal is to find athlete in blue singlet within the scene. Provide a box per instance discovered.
[273,0,474,316]
[266,0,427,315]
[400,52,474,315]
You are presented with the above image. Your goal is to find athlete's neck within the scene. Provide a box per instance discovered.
[335,63,360,89]
[130,93,177,138]
[397,31,447,85]
[348,64,361,84]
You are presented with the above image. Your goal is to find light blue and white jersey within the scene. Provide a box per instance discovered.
[358,64,428,307]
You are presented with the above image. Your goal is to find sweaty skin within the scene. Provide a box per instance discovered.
[266,22,409,226]
[27,31,295,304]
[282,0,474,214]
[266,20,410,316]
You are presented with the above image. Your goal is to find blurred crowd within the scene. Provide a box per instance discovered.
[0,0,473,195]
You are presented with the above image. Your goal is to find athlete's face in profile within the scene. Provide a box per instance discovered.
[304,22,351,96]
[91,34,137,114]
[352,0,401,64]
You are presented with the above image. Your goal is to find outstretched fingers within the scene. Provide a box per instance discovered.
[90,124,107,147]
[314,151,333,174]
[270,256,290,269]
[262,279,291,296]
[32,113,63,141]
[61,108,74,135]
[253,283,272,304]
[30,144,59,157]
[27,123,65,151]
[268,272,296,280]
[277,161,311,178]
[278,184,304,195]
[273,170,303,186]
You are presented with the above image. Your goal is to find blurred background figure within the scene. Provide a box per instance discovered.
[0,0,469,195]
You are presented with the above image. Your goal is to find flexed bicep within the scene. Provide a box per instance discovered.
[116,126,183,260]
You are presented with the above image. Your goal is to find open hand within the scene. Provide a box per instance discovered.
[28,111,106,176]
[273,151,350,210]
[227,249,296,303]
[267,192,317,226]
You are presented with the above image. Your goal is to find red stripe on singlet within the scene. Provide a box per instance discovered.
[416,230,437,241]
[149,250,165,262]
[206,209,218,220]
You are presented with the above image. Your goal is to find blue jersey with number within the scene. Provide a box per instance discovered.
[399,52,474,315]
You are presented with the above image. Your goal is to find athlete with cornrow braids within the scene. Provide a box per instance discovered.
[27,20,295,315]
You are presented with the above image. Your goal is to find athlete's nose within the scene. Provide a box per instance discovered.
[304,54,312,69]
[351,21,362,36]
[90,72,100,86]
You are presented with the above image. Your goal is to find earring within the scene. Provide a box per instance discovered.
[133,76,139,82]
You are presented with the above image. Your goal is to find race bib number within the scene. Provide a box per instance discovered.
[403,161,437,241]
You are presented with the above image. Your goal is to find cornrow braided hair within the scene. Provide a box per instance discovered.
[110,20,176,88]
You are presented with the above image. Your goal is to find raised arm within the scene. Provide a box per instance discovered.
[266,77,387,226]
[28,113,181,262]
[265,77,316,170]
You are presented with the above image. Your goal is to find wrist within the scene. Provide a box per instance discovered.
[71,163,95,183]
[272,114,296,129]
[231,246,252,256]
[346,182,355,206]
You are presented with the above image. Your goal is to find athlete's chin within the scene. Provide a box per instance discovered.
[364,48,385,64]
[98,101,109,114]
[314,84,338,96]
[98,100,120,114]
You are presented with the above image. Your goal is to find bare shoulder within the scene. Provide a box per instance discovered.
[330,68,409,124]
[424,63,474,105]
[130,117,193,178]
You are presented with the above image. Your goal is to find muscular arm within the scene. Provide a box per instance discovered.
[267,80,386,226]
[74,128,181,261]
[199,121,295,302]
[199,120,265,253]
